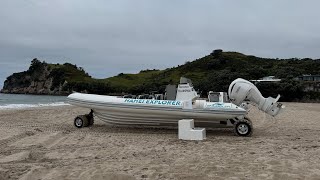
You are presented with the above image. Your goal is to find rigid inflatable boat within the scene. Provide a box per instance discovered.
[67,77,284,136]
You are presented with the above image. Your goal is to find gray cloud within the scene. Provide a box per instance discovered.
[1,0,320,88]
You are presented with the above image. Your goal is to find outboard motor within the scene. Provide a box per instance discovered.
[228,78,284,117]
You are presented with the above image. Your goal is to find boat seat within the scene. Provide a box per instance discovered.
[178,119,206,140]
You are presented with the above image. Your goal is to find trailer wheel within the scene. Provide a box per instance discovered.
[74,115,89,128]
[87,109,94,126]
[234,118,253,137]
[87,115,94,126]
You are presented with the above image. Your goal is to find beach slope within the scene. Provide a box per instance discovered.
[0,103,320,179]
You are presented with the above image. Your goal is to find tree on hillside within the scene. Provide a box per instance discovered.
[210,49,223,57]
[28,58,43,72]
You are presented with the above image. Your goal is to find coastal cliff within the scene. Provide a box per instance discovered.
[1,59,90,95]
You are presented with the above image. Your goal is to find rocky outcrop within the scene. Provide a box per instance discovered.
[1,78,60,95]
[0,59,70,95]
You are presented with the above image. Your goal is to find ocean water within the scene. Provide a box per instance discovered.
[0,93,69,109]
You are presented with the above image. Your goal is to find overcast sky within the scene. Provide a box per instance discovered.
[1,0,320,88]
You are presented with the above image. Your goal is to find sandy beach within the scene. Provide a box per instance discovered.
[0,103,320,180]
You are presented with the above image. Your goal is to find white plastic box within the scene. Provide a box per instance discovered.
[178,119,206,140]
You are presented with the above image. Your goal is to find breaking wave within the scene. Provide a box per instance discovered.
[0,102,70,110]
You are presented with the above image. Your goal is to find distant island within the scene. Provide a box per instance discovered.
[1,50,320,102]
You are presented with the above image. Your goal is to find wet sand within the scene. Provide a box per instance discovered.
[0,103,320,180]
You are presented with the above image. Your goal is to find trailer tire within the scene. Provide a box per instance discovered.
[87,115,94,126]
[234,118,253,137]
[74,115,89,128]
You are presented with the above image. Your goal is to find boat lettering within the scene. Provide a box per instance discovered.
[179,85,189,88]
[124,99,181,106]
[124,99,145,104]
[178,89,191,92]
[206,103,231,108]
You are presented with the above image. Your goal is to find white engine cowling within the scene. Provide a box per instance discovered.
[228,78,284,117]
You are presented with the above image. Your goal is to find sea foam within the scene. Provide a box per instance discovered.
[0,102,70,110]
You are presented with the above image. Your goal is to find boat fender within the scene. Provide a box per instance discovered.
[194,100,206,108]
[183,100,193,109]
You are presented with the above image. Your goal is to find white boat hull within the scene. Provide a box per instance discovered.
[67,93,247,127]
